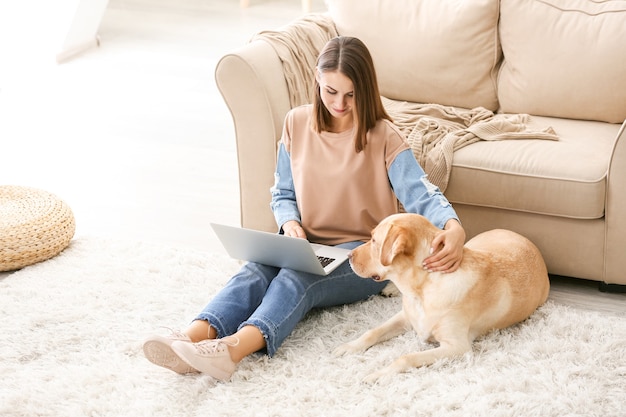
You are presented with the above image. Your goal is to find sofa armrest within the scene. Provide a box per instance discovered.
[215,40,292,232]
[215,13,337,232]
[604,120,626,285]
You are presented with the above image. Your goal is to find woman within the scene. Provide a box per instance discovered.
[143,36,465,381]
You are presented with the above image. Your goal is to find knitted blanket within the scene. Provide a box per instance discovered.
[252,16,558,192]
[383,98,558,191]
[251,13,338,108]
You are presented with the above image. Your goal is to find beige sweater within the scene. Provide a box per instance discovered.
[283,106,408,245]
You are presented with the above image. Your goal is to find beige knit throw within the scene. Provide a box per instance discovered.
[252,17,558,192]
[251,13,338,108]
[383,97,558,191]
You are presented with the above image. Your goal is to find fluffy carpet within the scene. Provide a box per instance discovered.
[1,237,624,417]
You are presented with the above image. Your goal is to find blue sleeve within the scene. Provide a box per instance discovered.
[269,143,301,231]
[388,149,460,229]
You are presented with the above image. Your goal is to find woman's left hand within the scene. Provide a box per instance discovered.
[422,219,465,273]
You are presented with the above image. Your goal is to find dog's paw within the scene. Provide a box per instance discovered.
[362,369,389,384]
[380,282,400,297]
[333,341,364,357]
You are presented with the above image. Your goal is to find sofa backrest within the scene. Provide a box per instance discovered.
[327,0,502,111]
[326,0,626,124]
[498,0,626,124]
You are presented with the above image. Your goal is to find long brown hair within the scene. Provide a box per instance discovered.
[312,36,390,153]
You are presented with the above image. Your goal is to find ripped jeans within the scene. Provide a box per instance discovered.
[193,240,387,357]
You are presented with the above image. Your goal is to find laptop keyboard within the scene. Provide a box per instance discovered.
[318,256,335,268]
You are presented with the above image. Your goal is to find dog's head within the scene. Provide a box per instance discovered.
[349,213,437,282]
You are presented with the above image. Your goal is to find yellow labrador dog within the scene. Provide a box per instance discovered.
[334,213,549,383]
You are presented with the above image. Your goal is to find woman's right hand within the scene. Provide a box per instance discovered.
[282,220,307,239]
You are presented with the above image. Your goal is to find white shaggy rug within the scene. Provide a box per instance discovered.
[1,237,625,417]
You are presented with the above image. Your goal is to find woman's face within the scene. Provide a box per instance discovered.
[317,70,354,125]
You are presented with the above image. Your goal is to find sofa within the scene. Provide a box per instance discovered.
[215,0,626,289]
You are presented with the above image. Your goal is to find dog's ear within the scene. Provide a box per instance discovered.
[380,224,413,266]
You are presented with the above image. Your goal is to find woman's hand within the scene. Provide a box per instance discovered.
[422,219,465,273]
[282,220,307,239]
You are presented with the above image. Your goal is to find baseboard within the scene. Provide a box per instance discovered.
[598,281,626,293]
[56,36,100,64]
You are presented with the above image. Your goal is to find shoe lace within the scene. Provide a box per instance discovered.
[195,337,240,354]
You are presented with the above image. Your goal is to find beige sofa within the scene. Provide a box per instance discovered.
[215,0,626,289]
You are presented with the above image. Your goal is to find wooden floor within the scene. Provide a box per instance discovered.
[0,0,624,314]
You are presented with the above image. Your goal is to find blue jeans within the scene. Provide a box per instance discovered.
[194,241,387,357]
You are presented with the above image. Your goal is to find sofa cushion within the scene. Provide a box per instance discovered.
[498,0,626,124]
[327,0,501,111]
[445,117,621,219]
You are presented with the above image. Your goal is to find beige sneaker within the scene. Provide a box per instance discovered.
[142,329,200,374]
[171,338,239,381]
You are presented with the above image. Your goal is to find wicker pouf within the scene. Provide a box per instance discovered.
[0,186,76,272]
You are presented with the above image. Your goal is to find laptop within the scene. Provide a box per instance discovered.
[210,223,351,276]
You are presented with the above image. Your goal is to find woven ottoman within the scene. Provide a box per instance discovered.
[0,186,76,272]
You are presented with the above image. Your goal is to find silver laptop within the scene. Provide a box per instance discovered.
[210,223,350,276]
